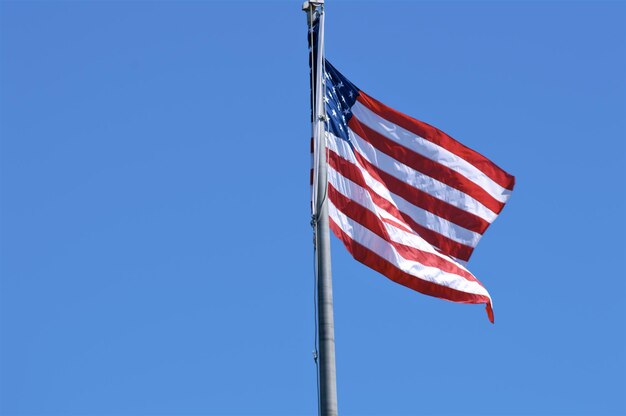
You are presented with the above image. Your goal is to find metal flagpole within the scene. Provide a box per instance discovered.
[303,1,338,416]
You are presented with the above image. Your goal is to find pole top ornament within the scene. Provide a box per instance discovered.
[302,0,324,11]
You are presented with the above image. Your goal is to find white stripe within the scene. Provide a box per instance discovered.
[348,128,498,222]
[328,201,491,299]
[328,161,471,270]
[326,132,483,247]
[327,159,481,248]
[328,165,401,227]
[351,101,512,203]
[325,141,477,276]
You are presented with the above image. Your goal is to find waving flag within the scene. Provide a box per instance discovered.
[320,60,515,322]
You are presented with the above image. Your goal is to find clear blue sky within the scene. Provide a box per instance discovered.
[1,1,625,415]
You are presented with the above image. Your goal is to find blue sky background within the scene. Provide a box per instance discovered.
[1,1,625,415]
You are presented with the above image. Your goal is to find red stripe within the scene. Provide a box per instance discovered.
[327,149,476,260]
[380,216,413,234]
[354,147,488,234]
[328,184,480,285]
[332,141,485,260]
[328,149,413,234]
[343,147,479,260]
[348,117,505,214]
[329,218,494,323]
[357,92,515,192]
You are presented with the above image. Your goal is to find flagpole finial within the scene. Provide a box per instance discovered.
[302,0,324,11]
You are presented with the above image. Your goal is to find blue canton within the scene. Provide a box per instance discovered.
[323,60,360,142]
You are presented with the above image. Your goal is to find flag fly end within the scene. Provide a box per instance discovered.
[486,303,495,324]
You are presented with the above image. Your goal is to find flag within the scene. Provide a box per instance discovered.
[319,60,515,322]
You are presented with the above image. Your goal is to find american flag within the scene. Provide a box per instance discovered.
[318,60,515,322]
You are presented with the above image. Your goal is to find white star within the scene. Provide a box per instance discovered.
[343,108,349,115]
[341,95,347,104]
[348,91,354,98]
[331,109,337,117]
[323,95,329,103]
[337,81,344,88]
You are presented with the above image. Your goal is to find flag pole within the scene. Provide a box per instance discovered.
[303,1,338,415]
